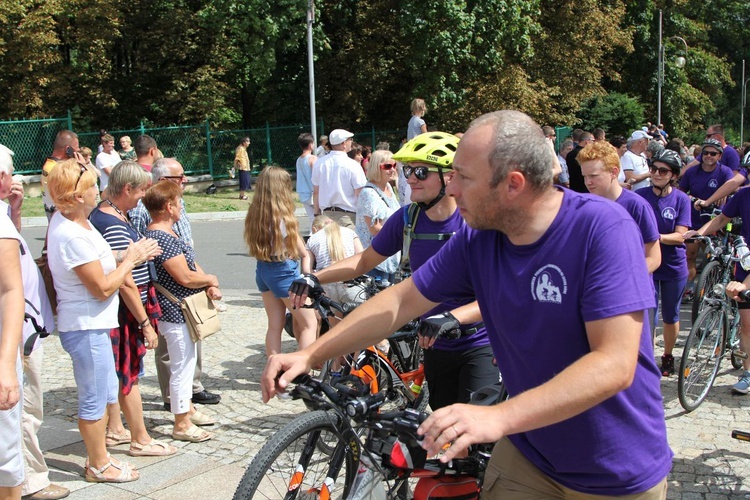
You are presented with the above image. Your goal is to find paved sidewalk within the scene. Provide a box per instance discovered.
[33,291,750,499]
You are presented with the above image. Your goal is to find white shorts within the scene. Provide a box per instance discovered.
[0,355,24,487]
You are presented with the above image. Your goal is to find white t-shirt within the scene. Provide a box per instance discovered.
[95,150,121,192]
[621,150,650,190]
[47,212,119,332]
[312,151,367,212]
[0,201,55,353]
[0,205,21,344]
[407,115,425,140]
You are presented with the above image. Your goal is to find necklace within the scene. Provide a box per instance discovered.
[106,198,128,220]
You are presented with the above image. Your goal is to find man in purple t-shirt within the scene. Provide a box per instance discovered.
[578,141,661,273]
[263,111,671,498]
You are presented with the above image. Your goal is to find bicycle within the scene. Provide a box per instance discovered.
[302,277,428,412]
[234,375,501,499]
[677,249,750,411]
[689,209,741,323]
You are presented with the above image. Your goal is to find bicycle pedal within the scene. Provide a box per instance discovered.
[732,349,749,360]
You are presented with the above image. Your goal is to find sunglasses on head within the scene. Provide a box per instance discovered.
[380,162,396,170]
[703,151,721,157]
[649,166,671,175]
[403,165,439,180]
[74,164,88,190]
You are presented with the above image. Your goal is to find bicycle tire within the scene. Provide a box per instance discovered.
[692,260,722,323]
[233,410,356,500]
[677,307,727,412]
[728,314,743,370]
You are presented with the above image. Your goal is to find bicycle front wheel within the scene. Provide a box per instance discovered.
[234,410,357,500]
[678,307,727,412]
[692,260,722,323]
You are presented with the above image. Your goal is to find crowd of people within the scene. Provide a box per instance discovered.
[3,99,750,499]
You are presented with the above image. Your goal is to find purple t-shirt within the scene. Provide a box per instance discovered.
[412,189,671,495]
[721,187,750,282]
[636,187,691,281]
[615,189,660,244]
[371,205,488,352]
[679,164,734,228]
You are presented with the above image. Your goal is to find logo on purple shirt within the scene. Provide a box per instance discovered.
[709,179,718,188]
[532,265,567,304]
[661,207,676,220]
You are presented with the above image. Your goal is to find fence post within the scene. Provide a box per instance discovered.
[205,119,214,177]
[66,110,73,130]
[265,121,272,165]
[140,121,146,135]
[371,126,376,150]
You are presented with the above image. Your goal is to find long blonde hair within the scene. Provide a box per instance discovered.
[311,215,345,263]
[244,166,301,260]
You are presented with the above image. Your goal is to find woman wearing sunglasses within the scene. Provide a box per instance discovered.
[634,149,691,377]
[678,139,735,300]
[290,132,500,411]
[355,149,401,282]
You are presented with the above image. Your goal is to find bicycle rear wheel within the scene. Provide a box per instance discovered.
[234,410,356,499]
[692,260,722,323]
[678,307,727,412]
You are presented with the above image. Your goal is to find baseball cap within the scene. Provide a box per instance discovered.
[329,129,354,145]
[628,130,650,141]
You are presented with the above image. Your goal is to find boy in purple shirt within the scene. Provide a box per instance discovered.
[264,111,671,498]
[289,132,499,411]
[578,141,661,273]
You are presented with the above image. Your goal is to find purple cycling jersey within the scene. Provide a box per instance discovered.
[721,187,750,282]
[636,187,691,280]
[679,164,734,229]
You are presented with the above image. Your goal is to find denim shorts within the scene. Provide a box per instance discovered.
[256,259,301,299]
[60,329,118,420]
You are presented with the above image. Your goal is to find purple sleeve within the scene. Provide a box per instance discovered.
[721,166,735,184]
[676,193,692,228]
[412,225,476,305]
[722,190,743,218]
[370,206,407,258]
[634,202,660,244]
[678,171,689,192]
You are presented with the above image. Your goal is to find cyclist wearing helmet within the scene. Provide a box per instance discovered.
[635,149,691,377]
[289,132,500,410]
[678,138,735,298]
[686,152,750,393]
[694,148,750,209]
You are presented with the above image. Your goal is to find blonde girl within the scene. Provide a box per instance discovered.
[244,166,317,355]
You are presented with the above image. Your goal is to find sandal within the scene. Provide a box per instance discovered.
[85,457,138,483]
[190,410,217,426]
[172,425,213,443]
[129,438,178,457]
[105,429,131,447]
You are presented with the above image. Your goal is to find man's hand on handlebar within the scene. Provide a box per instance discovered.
[418,311,461,349]
[682,230,701,241]
[289,273,323,310]
[726,281,750,302]
[261,351,313,403]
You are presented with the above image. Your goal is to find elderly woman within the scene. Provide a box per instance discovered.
[47,159,159,483]
[355,149,401,282]
[143,180,221,443]
[118,136,136,161]
[89,161,176,457]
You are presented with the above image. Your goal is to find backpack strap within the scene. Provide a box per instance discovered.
[399,203,456,274]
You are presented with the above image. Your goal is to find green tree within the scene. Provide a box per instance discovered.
[577,93,645,136]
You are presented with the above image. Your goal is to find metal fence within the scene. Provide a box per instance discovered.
[2,115,408,178]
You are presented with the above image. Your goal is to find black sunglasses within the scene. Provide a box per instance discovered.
[703,151,721,157]
[649,166,671,175]
[74,164,87,190]
[403,166,439,180]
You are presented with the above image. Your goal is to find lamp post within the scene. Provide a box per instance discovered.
[306,0,318,144]
[741,60,750,145]
[656,10,688,126]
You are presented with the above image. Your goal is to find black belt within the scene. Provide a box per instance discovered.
[460,322,485,337]
[324,207,354,214]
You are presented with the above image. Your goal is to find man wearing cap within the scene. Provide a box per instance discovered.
[679,139,735,298]
[622,130,651,190]
[312,129,367,230]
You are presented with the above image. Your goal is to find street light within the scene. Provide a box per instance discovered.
[306,0,318,145]
[741,60,750,144]
[657,10,689,126]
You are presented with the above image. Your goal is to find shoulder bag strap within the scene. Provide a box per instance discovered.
[153,282,181,304]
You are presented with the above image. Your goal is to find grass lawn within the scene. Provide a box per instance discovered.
[19,186,258,218]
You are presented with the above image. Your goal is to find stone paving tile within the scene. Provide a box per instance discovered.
[36,291,750,498]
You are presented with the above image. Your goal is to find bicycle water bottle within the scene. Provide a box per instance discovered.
[736,238,750,271]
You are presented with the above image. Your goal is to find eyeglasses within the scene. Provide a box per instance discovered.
[703,151,721,157]
[163,174,187,183]
[380,162,396,170]
[705,132,719,138]
[74,164,87,190]
[403,165,438,180]
[649,166,671,175]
